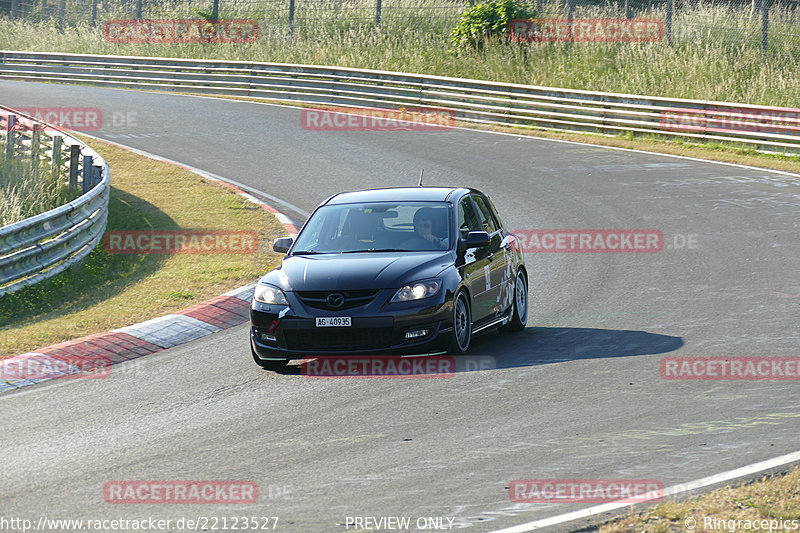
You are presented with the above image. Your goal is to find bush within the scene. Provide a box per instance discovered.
[449,0,537,53]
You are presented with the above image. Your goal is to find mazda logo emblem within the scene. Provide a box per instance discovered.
[327,293,345,308]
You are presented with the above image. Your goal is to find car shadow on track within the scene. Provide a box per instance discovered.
[260,326,682,375]
[467,326,684,370]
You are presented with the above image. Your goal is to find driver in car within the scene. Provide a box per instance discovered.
[414,207,448,249]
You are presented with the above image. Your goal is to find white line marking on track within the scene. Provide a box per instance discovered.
[168,91,800,179]
[77,131,311,220]
[490,449,800,532]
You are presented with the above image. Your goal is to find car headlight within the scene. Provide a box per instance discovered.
[391,279,442,302]
[254,283,289,305]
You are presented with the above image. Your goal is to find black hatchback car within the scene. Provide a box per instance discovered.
[250,187,528,370]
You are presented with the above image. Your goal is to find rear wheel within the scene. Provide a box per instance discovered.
[502,269,528,332]
[448,290,472,354]
[251,346,289,371]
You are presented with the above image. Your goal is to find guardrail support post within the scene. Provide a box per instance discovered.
[136,0,143,19]
[5,115,16,159]
[82,155,93,194]
[375,0,382,29]
[213,0,220,20]
[566,0,574,42]
[93,165,103,188]
[666,0,673,45]
[288,0,295,35]
[58,0,67,32]
[51,135,63,182]
[91,0,98,26]
[624,0,630,18]
[31,126,41,162]
[68,144,80,191]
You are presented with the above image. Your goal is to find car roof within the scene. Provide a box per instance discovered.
[325,187,472,205]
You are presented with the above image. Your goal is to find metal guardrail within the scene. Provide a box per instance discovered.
[0,105,110,296]
[1,50,798,155]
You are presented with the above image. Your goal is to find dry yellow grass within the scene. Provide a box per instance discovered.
[601,465,800,533]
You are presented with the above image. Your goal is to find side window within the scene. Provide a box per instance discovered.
[471,195,498,234]
[484,196,504,231]
[458,197,481,238]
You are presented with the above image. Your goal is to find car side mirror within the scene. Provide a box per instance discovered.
[273,237,293,253]
[461,231,490,249]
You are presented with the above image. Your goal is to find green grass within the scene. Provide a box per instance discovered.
[0,0,798,106]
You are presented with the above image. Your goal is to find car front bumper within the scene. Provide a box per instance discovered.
[249,289,454,360]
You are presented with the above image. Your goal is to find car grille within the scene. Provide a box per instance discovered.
[295,289,380,311]
[283,328,393,351]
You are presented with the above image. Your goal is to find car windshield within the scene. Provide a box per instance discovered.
[293,201,452,253]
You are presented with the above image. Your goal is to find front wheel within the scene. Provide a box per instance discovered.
[251,346,289,371]
[448,290,472,354]
[502,269,528,332]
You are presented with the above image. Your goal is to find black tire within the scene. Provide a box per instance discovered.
[251,346,289,371]
[502,269,528,332]
[448,290,472,354]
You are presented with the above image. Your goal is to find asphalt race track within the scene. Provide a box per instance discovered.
[1,80,798,532]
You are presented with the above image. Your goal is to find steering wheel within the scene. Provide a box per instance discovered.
[400,235,435,250]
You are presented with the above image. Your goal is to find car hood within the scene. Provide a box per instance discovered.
[261,251,453,291]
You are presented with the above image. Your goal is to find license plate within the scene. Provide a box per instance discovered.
[315,317,351,327]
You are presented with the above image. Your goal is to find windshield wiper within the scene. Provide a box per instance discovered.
[291,250,325,255]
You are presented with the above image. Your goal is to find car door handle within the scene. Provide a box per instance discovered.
[487,252,494,261]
